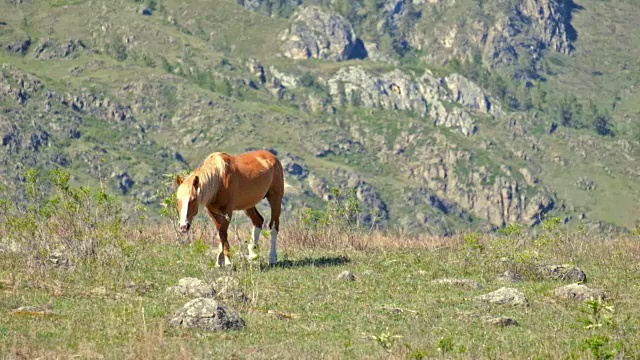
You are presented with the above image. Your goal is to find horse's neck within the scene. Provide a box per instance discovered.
[197,176,219,206]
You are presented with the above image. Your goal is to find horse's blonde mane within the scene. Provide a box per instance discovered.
[178,152,228,205]
[196,152,228,205]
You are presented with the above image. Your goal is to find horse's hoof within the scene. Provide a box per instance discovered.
[247,252,259,261]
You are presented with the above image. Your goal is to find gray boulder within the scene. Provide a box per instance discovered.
[168,298,245,331]
[553,284,606,302]
[536,264,587,283]
[337,270,356,281]
[475,287,528,306]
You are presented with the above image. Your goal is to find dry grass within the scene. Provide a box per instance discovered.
[279,218,457,252]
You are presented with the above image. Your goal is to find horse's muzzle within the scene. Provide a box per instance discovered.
[180,223,191,233]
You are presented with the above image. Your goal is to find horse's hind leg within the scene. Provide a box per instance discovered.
[265,193,282,265]
[244,207,264,260]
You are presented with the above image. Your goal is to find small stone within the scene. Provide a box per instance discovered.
[536,265,587,283]
[496,271,523,283]
[166,277,215,298]
[337,270,356,281]
[474,287,528,306]
[482,316,518,327]
[553,283,606,302]
[213,276,248,303]
[168,298,245,331]
[48,249,71,268]
[431,278,482,289]
[90,286,108,296]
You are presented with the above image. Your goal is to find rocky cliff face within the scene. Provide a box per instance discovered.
[326,66,499,136]
[519,0,575,54]
[266,0,576,74]
[387,132,554,227]
[418,0,576,71]
[279,6,358,61]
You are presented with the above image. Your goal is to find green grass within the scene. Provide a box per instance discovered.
[2,228,639,359]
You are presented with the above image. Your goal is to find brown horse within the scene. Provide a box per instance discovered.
[175,149,289,266]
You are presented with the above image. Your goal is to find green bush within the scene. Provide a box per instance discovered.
[0,168,145,276]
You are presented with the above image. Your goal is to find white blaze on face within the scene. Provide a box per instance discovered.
[179,196,190,227]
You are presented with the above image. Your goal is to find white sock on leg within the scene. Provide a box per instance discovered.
[248,227,261,260]
[269,229,278,265]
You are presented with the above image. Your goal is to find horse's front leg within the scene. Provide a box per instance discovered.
[207,208,232,267]
[217,227,232,267]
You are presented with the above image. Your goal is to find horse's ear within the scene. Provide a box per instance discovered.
[175,175,183,186]
[193,175,200,190]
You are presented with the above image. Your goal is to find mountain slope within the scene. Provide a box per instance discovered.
[1,0,639,234]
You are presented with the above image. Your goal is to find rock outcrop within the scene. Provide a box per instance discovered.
[416,0,576,71]
[279,6,357,61]
[394,133,554,227]
[327,66,500,136]
[519,0,575,54]
[32,38,88,60]
[0,26,31,55]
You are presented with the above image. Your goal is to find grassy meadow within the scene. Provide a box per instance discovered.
[1,171,640,359]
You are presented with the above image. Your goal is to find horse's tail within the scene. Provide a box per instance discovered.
[283,181,300,194]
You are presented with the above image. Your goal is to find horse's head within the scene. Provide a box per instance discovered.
[175,174,200,233]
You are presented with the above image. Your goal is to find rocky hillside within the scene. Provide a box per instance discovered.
[1,0,639,234]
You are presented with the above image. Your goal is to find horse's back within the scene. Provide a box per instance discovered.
[235,149,278,167]
[227,150,283,210]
